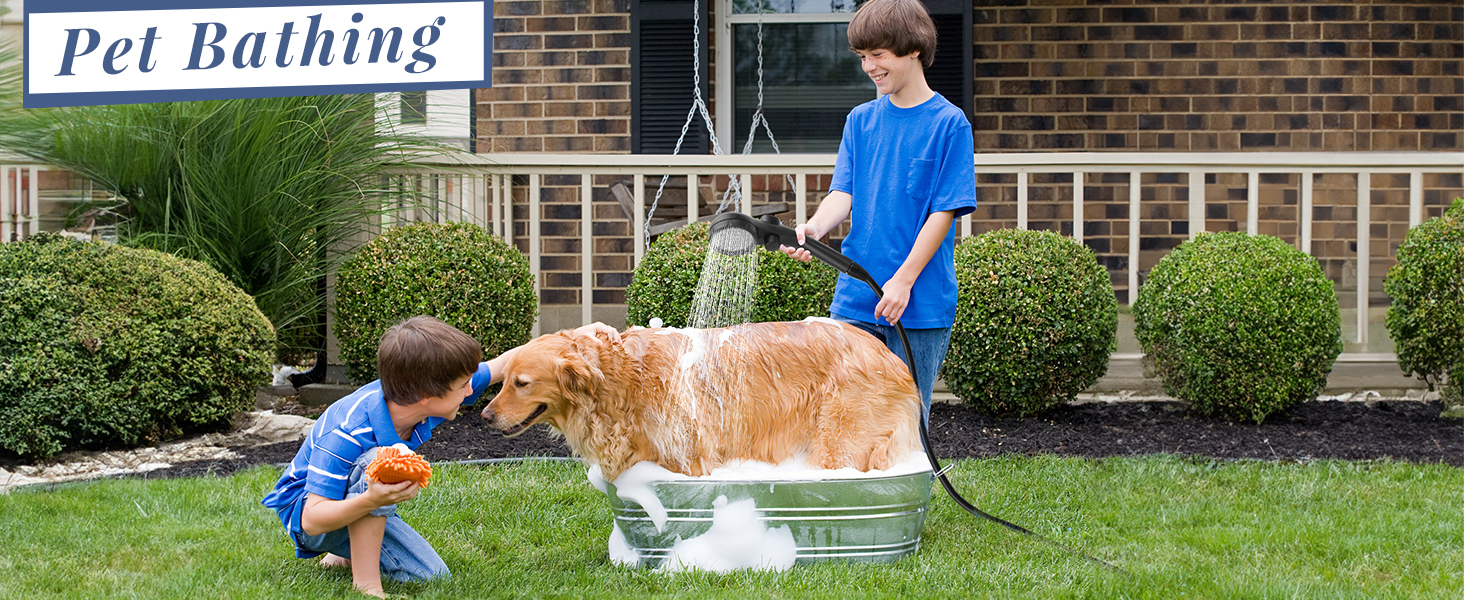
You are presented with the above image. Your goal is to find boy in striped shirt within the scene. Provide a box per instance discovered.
[262,315,617,597]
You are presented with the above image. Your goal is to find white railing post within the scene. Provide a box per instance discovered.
[1300,171,1314,254]
[503,174,513,244]
[794,173,807,225]
[1188,170,1204,239]
[26,167,38,238]
[1017,171,1028,230]
[1,166,13,242]
[1408,171,1422,229]
[1357,172,1370,346]
[688,173,699,224]
[633,173,645,266]
[582,174,593,327]
[1129,171,1141,303]
[1247,171,1259,235]
[495,174,507,234]
[530,173,542,337]
[1072,171,1084,242]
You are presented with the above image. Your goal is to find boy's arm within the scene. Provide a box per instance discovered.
[784,191,853,261]
[299,482,418,537]
[874,210,956,324]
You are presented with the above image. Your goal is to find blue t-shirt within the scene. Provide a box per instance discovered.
[829,93,977,328]
[261,361,494,556]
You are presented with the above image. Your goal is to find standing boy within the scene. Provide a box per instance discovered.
[783,0,977,417]
[262,316,617,598]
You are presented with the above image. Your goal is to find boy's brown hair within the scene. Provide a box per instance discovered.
[377,315,482,405]
[847,0,937,69]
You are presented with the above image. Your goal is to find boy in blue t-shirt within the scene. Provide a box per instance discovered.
[262,315,616,598]
[783,0,976,417]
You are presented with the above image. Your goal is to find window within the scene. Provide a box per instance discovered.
[631,0,711,154]
[632,0,968,154]
[720,0,971,153]
[731,4,872,153]
[400,91,429,125]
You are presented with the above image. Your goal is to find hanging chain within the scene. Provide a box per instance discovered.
[733,0,795,211]
[646,0,746,250]
[646,0,798,249]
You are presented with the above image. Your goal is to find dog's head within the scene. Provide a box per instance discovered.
[481,331,605,437]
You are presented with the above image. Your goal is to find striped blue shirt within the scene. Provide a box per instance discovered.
[262,362,493,545]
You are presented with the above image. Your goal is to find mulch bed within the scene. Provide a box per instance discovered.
[143,399,1462,479]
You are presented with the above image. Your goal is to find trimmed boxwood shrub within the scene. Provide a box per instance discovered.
[1385,198,1464,407]
[1134,232,1342,423]
[941,229,1117,417]
[335,222,537,382]
[626,222,837,327]
[0,234,275,458]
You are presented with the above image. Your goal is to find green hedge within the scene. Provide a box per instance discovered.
[1385,198,1464,406]
[335,222,537,382]
[942,229,1117,417]
[0,234,275,458]
[1133,232,1342,423]
[625,222,837,327]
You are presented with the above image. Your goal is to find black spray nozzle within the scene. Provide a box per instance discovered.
[708,212,874,288]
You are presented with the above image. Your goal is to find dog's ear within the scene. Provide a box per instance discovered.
[556,341,603,404]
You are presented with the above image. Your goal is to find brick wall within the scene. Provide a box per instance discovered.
[477,0,1464,322]
[966,0,1464,309]
[482,0,632,153]
[971,1,1463,153]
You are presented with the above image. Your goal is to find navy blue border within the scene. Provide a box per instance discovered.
[24,1,491,109]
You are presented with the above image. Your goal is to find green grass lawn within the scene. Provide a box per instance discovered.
[3,456,1461,599]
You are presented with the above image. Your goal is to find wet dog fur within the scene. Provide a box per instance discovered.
[481,320,921,481]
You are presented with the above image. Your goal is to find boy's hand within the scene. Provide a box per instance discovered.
[364,477,419,507]
[780,224,815,262]
[574,322,621,344]
[874,278,913,325]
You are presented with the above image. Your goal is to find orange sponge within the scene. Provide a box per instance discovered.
[366,445,433,488]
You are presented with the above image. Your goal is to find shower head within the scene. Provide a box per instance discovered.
[707,212,761,256]
[707,212,860,278]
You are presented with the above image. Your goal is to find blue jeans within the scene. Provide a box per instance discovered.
[830,314,950,423]
[292,447,449,582]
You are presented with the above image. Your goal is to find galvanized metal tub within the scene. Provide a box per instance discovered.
[605,470,935,567]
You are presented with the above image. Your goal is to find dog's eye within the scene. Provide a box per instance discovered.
[513,377,531,388]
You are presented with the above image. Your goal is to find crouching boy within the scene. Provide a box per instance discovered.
[262,315,617,597]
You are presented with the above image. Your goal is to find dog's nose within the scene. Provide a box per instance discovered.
[480,406,494,423]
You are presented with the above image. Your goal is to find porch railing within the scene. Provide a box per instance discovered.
[0,161,44,243]
[394,151,1463,354]
[9,152,1459,359]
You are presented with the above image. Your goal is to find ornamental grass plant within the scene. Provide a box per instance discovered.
[0,51,444,356]
[1133,232,1342,423]
[942,229,1117,417]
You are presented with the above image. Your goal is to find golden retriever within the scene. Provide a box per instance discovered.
[481,319,921,481]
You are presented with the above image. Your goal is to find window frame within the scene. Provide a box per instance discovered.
[714,4,857,150]
[714,0,971,153]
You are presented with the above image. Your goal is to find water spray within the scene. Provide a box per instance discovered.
[708,212,1123,573]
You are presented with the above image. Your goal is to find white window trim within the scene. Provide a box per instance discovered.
[714,0,855,149]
